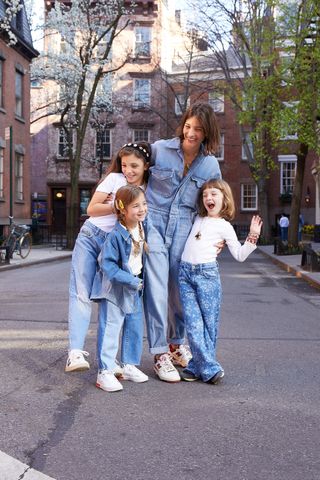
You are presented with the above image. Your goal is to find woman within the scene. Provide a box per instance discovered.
[144,102,222,382]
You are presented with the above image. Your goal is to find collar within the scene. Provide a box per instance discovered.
[167,137,205,155]
[114,221,131,242]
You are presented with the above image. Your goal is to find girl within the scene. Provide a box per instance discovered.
[65,142,151,373]
[179,179,262,383]
[91,185,149,392]
[143,103,222,382]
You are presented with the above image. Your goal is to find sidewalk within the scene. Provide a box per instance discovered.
[0,244,72,272]
[257,243,320,290]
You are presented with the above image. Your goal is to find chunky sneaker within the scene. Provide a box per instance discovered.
[154,353,181,383]
[65,349,90,372]
[208,370,225,385]
[169,344,192,368]
[121,364,148,383]
[181,370,199,382]
[96,370,123,392]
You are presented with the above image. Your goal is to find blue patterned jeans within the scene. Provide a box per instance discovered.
[179,261,223,382]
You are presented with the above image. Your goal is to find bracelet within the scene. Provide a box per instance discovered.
[246,233,259,245]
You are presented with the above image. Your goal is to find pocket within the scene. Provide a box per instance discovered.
[181,175,206,208]
[148,167,176,198]
[202,269,218,280]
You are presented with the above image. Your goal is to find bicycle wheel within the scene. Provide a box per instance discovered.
[18,233,32,258]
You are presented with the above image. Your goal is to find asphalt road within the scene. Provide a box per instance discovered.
[0,250,319,480]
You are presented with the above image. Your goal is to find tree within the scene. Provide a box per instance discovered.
[31,0,133,247]
[0,0,23,45]
[187,0,320,244]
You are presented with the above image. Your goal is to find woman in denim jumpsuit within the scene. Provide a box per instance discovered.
[144,103,222,382]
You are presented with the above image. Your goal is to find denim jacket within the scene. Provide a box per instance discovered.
[91,220,147,314]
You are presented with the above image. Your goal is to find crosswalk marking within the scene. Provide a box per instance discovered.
[0,451,55,480]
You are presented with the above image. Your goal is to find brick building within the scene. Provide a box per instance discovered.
[30,0,192,234]
[0,0,38,234]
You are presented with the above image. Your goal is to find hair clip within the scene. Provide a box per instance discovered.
[116,199,124,210]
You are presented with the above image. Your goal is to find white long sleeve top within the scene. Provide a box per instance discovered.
[181,216,256,265]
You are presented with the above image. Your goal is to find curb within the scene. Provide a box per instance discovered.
[0,254,72,272]
[258,247,320,291]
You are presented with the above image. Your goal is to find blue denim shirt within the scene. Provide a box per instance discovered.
[146,137,222,245]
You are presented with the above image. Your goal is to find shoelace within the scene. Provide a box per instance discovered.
[71,350,89,358]
[157,354,175,372]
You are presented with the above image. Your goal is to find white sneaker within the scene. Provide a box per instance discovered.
[113,360,123,378]
[170,344,192,368]
[96,370,123,392]
[65,349,90,372]
[154,354,181,382]
[122,364,148,383]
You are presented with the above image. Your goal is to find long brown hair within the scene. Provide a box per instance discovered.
[198,179,235,221]
[176,103,220,155]
[114,185,149,255]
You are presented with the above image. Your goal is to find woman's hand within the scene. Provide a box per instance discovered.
[87,191,115,217]
[215,240,226,255]
[249,215,263,236]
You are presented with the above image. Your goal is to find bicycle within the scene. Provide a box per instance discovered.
[1,216,32,260]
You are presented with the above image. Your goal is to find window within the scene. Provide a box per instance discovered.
[208,92,224,113]
[215,133,224,161]
[175,94,190,115]
[242,133,254,160]
[0,148,4,198]
[15,70,23,117]
[134,79,151,108]
[280,102,298,140]
[79,189,91,216]
[241,184,258,211]
[135,26,151,56]
[15,153,24,201]
[96,130,111,159]
[58,128,73,158]
[278,154,297,194]
[133,129,150,142]
[0,59,3,108]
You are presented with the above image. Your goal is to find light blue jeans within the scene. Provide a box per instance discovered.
[179,261,223,382]
[97,295,143,370]
[68,220,108,350]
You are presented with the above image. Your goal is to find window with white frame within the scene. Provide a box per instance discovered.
[280,101,298,140]
[215,133,224,161]
[135,26,151,56]
[134,79,151,108]
[15,153,24,201]
[96,129,111,159]
[133,129,150,142]
[15,69,23,117]
[58,128,73,158]
[278,154,297,194]
[242,133,254,160]
[241,184,258,211]
[175,94,190,115]
[208,91,224,113]
[0,148,4,199]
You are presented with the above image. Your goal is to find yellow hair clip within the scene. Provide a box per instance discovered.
[118,199,124,210]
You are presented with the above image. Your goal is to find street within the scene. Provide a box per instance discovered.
[0,250,319,480]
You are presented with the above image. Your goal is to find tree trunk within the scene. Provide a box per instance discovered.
[257,182,271,242]
[288,143,308,246]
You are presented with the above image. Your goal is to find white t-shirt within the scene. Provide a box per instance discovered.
[279,216,289,228]
[181,216,256,264]
[127,223,143,276]
[87,172,126,232]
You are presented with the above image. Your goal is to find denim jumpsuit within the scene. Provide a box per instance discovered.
[91,221,149,371]
[144,138,221,354]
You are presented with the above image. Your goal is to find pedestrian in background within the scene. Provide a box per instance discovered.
[298,213,304,242]
[92,185,149,392]
[279,214,289,241]
[65,142,151,373]
[179,179,263,383]
[143,102,222,382]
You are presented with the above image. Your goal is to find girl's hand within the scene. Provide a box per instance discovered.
[103,193,113,204]
[249,215,263,235]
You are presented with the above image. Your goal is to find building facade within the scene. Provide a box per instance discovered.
[0,1,38,235]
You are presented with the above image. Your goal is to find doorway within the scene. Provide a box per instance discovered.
[52,188,66,233]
